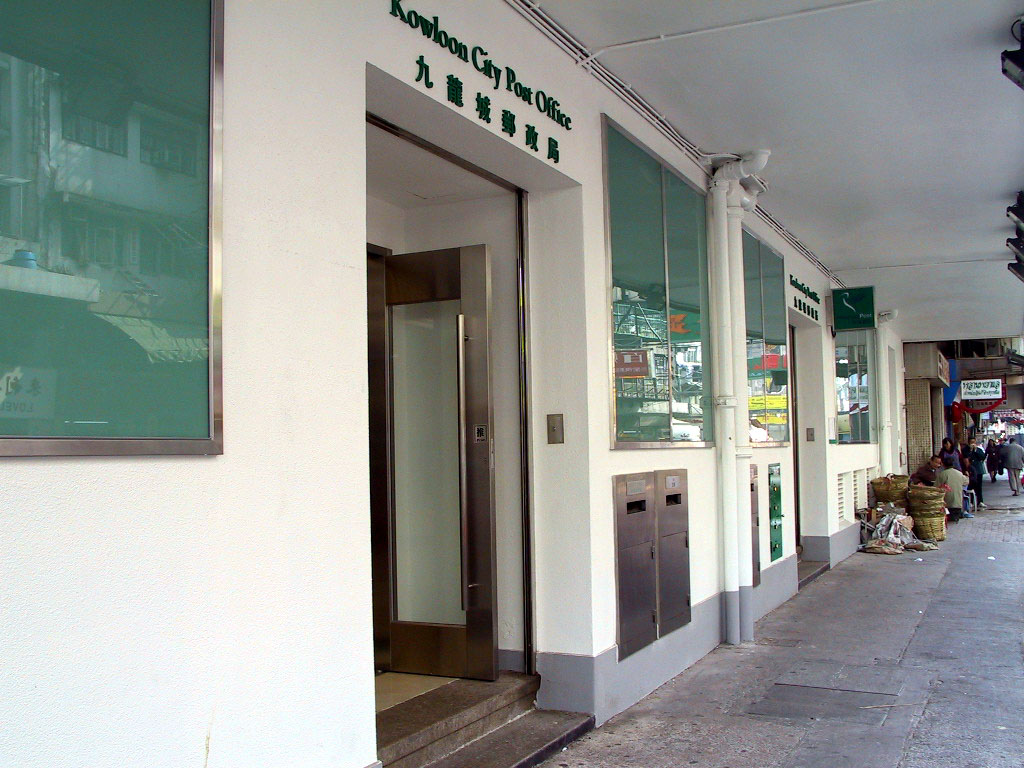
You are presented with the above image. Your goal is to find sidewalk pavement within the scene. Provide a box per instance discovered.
[542,479,1024,768]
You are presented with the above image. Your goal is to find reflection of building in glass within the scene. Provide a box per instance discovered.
[1,52,207,319]
[743,231,790,443]
[0,48,209,438]
[835,330,874,443]
[613,290,708,442]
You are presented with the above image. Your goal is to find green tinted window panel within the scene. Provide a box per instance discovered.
[742,231,790,444]
[0,1,216,447]
[664,170,711,442]
[607,125,669,443]
[742,231,766,436]
[835,329,875,444]
[759,245,788,442]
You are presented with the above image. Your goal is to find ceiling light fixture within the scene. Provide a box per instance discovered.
[1008,192,1024,228]
[1002,16,1024,90]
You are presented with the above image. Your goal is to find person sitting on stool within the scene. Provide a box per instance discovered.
[911,455,942,486]
[937,456,968,523]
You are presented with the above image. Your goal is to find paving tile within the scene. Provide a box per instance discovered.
[539,507,1024,768]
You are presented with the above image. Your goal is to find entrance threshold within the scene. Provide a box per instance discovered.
[797,560,828,589]
[376,672,592,768]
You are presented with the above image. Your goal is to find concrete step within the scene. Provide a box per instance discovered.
[377,673,541,768]
[425,710,595,768]
[797,559,829,589]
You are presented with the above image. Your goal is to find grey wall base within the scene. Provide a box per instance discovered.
[536,595,721,725]
[499,648,526,673]
[738,585,754,642]
[752,554,798,620]
[802,521,861,568]
[364,762,383,768]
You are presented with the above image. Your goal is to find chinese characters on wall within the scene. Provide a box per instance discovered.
[416,55,561,163]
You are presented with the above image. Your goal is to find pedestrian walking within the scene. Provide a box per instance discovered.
[1004,437,1024,496]
[937,456,968,523]
[939,437,963,471]
[986,438,1000,483]
[966,438,986,508]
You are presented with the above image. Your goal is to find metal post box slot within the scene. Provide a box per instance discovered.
[751,465,761,588]
[614,472,657,659]
[654,469,691,636]
[614,469,691,660]
[768,463,783,561]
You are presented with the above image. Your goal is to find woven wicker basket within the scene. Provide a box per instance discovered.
[908,485,946,514]
[871,475,910,503]
[913,513,946,542]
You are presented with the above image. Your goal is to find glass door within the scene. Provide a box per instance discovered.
[369,245,496,681]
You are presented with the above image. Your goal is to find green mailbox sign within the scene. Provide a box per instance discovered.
[832,286,875,330]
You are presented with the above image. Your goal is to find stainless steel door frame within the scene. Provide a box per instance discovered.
[458,245,498,680]
[367,245,391,671]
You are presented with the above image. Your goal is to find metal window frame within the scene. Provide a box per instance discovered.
[602,115,715,450]
[0,0,224,457]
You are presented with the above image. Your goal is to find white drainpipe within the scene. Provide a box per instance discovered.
[711,151,769,645]
[727,190,756,642]
[708,177,740,645]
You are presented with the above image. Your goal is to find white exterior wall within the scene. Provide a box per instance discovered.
[1,2,917,767]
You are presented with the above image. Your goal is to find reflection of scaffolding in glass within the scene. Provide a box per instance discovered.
[613,300,708,441]
[613,302,666,342]
[614,301,669,405]
[618,377,670,401]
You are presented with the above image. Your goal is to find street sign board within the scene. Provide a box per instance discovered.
[832,286,875,330]
[615,350,650,378]
[961,379,1003,400]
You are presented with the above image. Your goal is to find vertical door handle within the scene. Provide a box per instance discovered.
[456,313,470,611]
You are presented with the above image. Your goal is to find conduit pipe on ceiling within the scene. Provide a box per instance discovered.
[578,0,895,65]
[708,177,741,646]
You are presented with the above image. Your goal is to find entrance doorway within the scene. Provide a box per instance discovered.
[367,244,497,680]
[365,115,530,701]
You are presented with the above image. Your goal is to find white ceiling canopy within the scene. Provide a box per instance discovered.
[528,0,1024,340]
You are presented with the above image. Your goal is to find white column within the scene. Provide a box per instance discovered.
[709,178,740,645]
[876,330,895,474]
[726,185,755,642]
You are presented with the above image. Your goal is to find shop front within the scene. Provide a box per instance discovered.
[0,3,913,768]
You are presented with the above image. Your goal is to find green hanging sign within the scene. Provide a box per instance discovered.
[832,286,875,330]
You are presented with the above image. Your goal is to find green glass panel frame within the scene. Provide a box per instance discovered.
[664,169,711,443]
[835,329,876,444]
[759,244,789,442]
[0,0,219,452]
[742,231,766,437]
[607,122,712,445]
[608,125,670,443]
[743,231,789,443]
